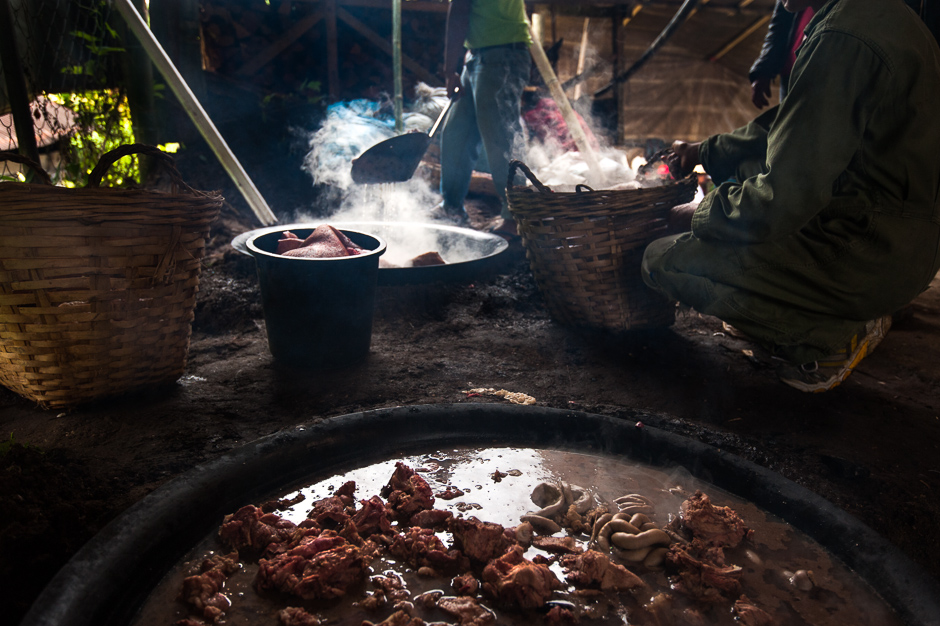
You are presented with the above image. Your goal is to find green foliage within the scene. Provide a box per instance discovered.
[50,90,138,187]
[49,0,136,188]
[0,433,27,458]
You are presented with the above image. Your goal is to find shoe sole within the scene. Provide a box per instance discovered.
[779,315,892,393]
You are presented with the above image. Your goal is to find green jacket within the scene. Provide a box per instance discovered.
[694,0,940,248]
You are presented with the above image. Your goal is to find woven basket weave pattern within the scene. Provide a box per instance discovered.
[0,146,222,408]
[507,160,696,332]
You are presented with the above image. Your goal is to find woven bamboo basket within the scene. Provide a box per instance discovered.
[0,145,222,408]
[506,160,696,332]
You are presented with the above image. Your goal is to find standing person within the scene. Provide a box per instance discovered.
[435,0,531,237]
[641,0,940,392]
[749,0,815,108]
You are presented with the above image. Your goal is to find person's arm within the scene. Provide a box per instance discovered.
[749,1,796,85]
[697,106,777,184]
[691,31,889,243]
[444,0,471,98]
[750,77,774,109]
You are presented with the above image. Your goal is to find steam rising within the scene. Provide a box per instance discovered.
[300,87,449,225]
[296,77,652,260]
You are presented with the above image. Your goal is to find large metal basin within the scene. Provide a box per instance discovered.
[21,404,940,626]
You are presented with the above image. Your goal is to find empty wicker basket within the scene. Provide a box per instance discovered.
[0,145,222,408]
[506,160,696,332]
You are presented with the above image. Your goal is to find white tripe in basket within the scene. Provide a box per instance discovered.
[526,149,641,192]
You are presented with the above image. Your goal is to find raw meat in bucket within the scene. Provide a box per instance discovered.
[276,225,363,258]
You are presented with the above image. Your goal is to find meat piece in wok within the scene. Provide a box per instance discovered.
[277,226,363,258]
[379,251,448,268]
[677,491,752,549]
[560,549,645,591]
[480,544,562,609]
[409,251,446,267]
[256,531,370,600]
[380,461,435,523]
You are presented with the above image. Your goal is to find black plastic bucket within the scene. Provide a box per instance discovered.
[246,227,386,368]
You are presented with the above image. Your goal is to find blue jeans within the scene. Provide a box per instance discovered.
[439,45,529,219]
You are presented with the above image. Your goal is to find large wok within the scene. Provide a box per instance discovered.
[232,221,509,285]
[21,404,940,626]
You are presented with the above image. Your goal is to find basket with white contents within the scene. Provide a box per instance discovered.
[0,145,222,408]
[506,159,696,332]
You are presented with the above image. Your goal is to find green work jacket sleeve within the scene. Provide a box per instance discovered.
[691,19,891,243]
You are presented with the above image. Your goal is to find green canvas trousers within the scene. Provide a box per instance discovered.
[641,0,940,365]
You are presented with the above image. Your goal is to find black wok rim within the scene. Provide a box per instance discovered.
[233,222,509,285]
[21,403,940,626]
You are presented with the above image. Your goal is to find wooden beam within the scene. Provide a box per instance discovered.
[336,6,442,85]
[707,13,771,61]
[236,9,325,76]
[621,2,642,27]
[293,0,449,12]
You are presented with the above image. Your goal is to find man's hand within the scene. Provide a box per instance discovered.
[668,201,699,234]
[668,141,702,178]
[446,72,462,99]
[751,77,773,109]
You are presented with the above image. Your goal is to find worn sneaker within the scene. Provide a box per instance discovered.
[777,315,892,393]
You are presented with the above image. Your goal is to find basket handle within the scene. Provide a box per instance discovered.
[508,160,552,194]
[0,151,54,185]
[86,144,195,192]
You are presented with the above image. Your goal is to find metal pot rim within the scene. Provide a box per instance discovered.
[246,226,388,261]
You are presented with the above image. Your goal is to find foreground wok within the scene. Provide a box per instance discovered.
[21,404,940,626]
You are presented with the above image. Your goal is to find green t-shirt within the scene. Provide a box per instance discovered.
[465,0,532,50]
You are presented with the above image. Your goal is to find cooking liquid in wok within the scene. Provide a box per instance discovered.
[132,447,903,626]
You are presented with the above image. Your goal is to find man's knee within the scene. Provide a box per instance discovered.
[641,234,682,291]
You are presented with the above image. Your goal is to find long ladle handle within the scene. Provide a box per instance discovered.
[427,90,457,139]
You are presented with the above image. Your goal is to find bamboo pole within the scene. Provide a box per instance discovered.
[528,21,601,185]
[573,17,590,101]
[112,0,277,225]
[393,0,403,132]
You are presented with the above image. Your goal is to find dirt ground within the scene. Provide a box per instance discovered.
[2,156,940,625]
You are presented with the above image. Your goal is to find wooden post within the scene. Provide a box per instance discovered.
[326,0,339,100]
[120,0,158,160]
[613,5,623,145]
[0,0,40,165]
